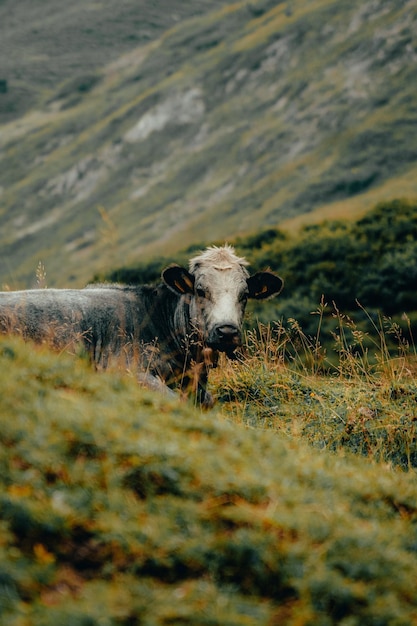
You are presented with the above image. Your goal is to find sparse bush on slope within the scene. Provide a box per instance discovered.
[247,198,417,318]
[2,337,417,624]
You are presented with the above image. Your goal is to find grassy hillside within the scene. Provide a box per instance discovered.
[213,317,417,470]
[0,0,231,124]
[1,325,417,624]
[1,0,417,287]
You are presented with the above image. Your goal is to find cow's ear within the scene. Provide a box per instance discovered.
[162,265,195,295]
[247,271,284,300]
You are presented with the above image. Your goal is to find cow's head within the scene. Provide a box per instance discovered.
[162,245,283,356]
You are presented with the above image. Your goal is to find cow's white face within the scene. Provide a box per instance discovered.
[189,264,249,354]
[162,246,283,356]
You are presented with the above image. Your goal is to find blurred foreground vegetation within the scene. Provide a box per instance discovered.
[1,319,417,624]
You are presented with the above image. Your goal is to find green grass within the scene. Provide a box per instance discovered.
[2,315,417,623]
[213,312,417,471]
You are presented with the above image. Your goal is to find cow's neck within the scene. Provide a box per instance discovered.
[173,293,204,361]
[146,286,214,404]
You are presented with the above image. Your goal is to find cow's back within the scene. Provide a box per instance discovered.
[0,284,182,371]
[0,287,141,360]
[0,289,87,343]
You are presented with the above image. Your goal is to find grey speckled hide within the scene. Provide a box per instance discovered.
[0,245,283,407]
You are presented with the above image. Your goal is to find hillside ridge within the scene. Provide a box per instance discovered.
[1,0,417,287]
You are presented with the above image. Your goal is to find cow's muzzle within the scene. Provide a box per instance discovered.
[208,324,241,355]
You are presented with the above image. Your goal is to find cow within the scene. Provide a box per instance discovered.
[0,245,283,407]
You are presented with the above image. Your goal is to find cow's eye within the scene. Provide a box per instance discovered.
[196,288,206,299]
[239,292,249,303]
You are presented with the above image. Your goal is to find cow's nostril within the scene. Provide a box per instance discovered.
[217,325,239,338]
[208,325,241,353]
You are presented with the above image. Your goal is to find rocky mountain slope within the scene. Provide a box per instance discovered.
[0,0,416,287]
[0,0,231,123]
